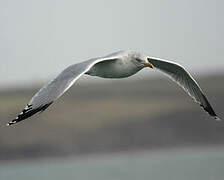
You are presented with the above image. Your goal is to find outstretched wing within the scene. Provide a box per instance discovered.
[148,56,220,121]
[7,56,118,126]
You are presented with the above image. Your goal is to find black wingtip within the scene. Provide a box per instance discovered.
[6,119,18,126]
[200,93,221,121]
[7,102,53,126]
[214,116,222,122]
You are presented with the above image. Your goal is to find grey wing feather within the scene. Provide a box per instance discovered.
[148,56,220,120]
[29,60,93,109]
[7,56,118,126]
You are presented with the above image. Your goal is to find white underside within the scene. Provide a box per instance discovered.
[86,59,143,78]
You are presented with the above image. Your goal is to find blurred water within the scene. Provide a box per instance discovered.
[1,147,224,180]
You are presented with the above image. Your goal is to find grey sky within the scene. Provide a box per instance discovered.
[0,0,223,88]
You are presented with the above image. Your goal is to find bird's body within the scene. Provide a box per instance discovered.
[86,51,144,78]
[7,50,220,126]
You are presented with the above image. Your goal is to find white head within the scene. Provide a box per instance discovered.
[127,50,153,69]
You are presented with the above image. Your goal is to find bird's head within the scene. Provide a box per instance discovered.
[131,52,153,69]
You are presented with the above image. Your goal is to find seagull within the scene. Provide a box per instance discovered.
[7,50,220,126]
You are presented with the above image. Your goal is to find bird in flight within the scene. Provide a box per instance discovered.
[7,50,220,126]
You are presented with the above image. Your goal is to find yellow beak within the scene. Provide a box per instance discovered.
[144,62,153,68]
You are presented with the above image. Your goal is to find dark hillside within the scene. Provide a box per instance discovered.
[0,73,223,161]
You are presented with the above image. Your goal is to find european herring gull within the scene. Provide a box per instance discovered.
[7,50,220,125]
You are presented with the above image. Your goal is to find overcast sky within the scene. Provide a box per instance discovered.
[0,0,223,88]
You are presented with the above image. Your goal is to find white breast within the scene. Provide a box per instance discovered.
[86,59,142,78]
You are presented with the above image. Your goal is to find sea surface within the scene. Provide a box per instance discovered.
[1,147,224,180]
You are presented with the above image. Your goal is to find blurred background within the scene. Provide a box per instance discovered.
[0,0,224,179]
